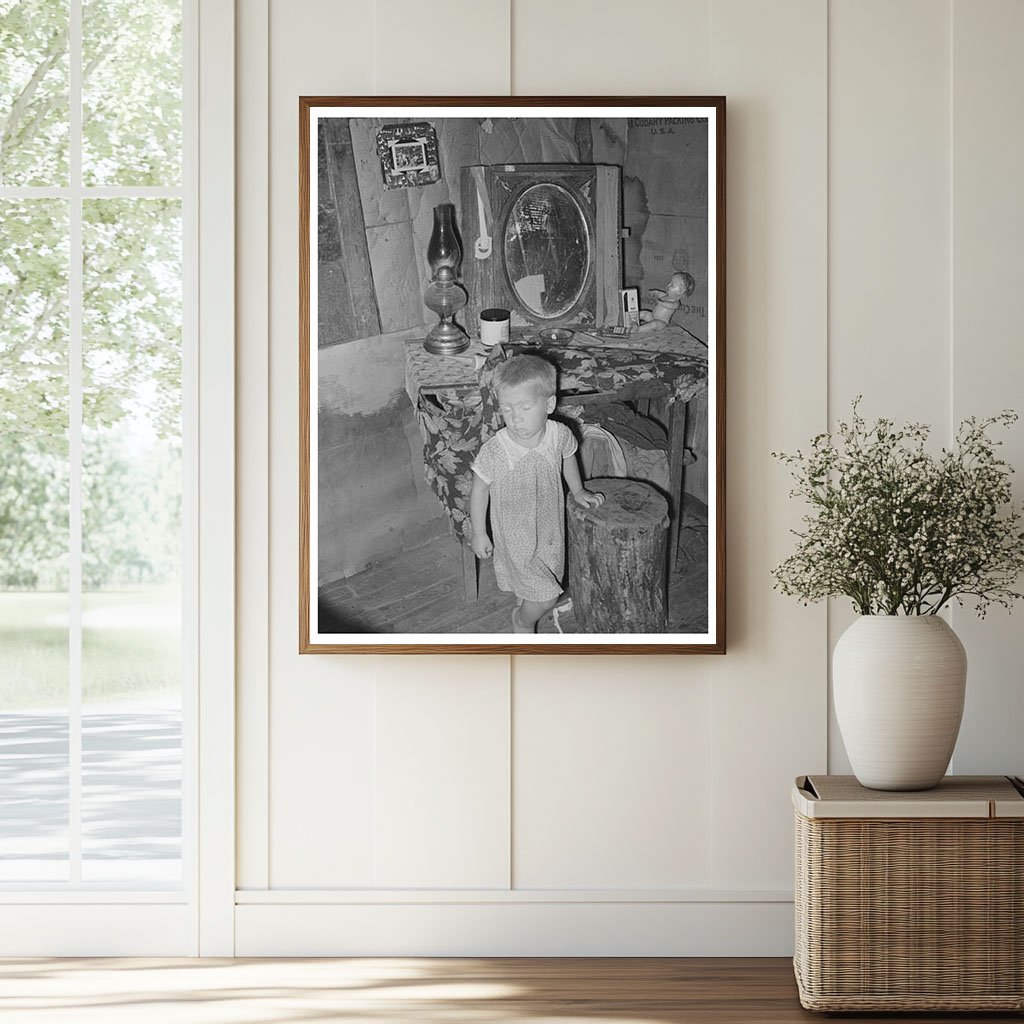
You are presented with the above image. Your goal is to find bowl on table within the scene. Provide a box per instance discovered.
[534,327,575,345]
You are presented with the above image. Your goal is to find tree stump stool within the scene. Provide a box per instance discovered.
[566,478,669,632]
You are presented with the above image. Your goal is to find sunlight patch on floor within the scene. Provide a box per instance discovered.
[0,958,686,1024]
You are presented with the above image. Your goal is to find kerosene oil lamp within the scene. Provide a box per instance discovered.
[423,202,469,355]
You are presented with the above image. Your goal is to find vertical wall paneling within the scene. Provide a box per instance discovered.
[949,0,1024,777]
[249,0,828,942]
[513,658,713,889]
[828,0,950,424]
[708,0,828,889]
[511,0,712,95]
[373,1,511,95]
[233,0,1024,954]
[266,0,379,887]
[236,0,270,892]
[827,0,951,773]
[270,666,379,886]
[374,661,511,888]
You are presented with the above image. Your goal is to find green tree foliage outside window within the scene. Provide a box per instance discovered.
[1,0,182,591]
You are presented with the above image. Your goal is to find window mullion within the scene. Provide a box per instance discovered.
[68,0,84,885]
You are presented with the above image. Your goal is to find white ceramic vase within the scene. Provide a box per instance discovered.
[833,615,967,791]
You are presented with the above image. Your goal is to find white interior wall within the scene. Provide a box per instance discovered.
[947,0,1024,774]
[233,0,1024,955]
[826,0,953,773]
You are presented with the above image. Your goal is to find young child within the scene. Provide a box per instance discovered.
[469,354,604,633]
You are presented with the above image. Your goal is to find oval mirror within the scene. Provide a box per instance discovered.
[503,183,590,320]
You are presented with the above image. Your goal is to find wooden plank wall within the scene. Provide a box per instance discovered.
[325,115,711,347]
[346,117,584,339]
[317,118,380,346]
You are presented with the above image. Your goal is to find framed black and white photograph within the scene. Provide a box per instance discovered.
[300,97,726,653]
[391,140,428,171]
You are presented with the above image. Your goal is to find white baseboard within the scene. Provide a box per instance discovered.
[235,897,795,957]
[0,904,195,956]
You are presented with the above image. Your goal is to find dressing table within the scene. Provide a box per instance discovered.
[404,325,708,600]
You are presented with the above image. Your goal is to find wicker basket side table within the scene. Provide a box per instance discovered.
[793,774,1024,1012]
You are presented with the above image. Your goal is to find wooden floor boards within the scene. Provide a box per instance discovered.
[1,957,1018,1022]
[320,528,709,634]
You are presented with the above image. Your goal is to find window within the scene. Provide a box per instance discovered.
[0,0,191,889]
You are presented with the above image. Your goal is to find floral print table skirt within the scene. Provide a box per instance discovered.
[409,340,708,544]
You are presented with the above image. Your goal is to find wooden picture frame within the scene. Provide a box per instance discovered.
[300,97,726,654]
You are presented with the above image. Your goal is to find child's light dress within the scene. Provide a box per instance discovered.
[471,420,577,602]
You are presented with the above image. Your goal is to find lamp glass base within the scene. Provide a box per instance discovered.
[424,322,469,356]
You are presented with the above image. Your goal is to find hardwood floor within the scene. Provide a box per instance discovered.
[0,957,1018,1023]
[319,519,709,635]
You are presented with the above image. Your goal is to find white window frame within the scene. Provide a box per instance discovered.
[195,0,236,958]
[0,0,234,956]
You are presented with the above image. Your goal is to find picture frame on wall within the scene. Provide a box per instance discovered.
[300,96,726,654]
[376,120,441,190]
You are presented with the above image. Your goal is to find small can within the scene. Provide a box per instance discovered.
[479,307,510,347]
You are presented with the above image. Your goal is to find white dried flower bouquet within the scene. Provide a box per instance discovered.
[772,401,1024,617]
